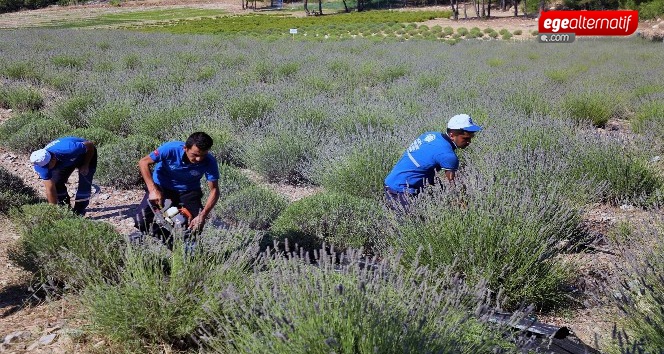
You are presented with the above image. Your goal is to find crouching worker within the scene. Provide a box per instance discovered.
[134,132,220,247]
[30,136,97,216]
[384,114,482,213]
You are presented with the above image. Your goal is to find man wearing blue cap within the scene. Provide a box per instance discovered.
[29,137,97,216]
[384,114,482,212]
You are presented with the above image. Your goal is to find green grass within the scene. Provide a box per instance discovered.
[42,8,227,29]
[137,10,452,37]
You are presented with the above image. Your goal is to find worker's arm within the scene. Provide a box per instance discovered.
[78,141,96,176]
[43,179,58,204]
[444,170,456,183]
[189,180,219,231]
[138,154,163,206]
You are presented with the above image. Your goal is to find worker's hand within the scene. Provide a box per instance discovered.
[79,165,89,176]
[148,188,163,207]
[189,214,206,231]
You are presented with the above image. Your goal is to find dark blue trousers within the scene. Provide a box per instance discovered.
[50,150,97,216]
[384,186,415,214]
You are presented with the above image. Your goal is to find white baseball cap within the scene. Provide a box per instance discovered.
[447,114,482,132]
[30,149,51,167]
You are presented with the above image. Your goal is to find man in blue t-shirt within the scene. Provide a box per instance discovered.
[384,114,482,212]
[30,136,97,216]
[134,132,220,242]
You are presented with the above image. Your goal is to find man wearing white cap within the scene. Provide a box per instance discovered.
[30,136,97,216]
[384,114,482,211]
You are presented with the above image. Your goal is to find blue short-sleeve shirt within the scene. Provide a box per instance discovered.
[34,136,88,180]
[384,132,458,194]
[150,141,220,192]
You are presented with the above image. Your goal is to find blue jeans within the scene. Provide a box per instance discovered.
[50,150,97,216]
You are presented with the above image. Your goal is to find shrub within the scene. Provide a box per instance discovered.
[270,192,387,254]
[243,132,315,184]
[569,141,662,204]
[0,167,41,215]
[631,101,664,139]
[126,74,158,96]
[443,26,454,35]
[504,89,550,116]
[488,31,498,38]
[202,249,518,353]
[132,106,189,141]
[88,102,133,136]
[0,111,42,141]
[66,127,118,147]
[217,185,288,230]
[96,134,161,189]
[52,94,96,129]
[50,55,85,69]
[2,61,41,81]
[0,86,44,111]
[82,230,258,351]
[227,94,276,126]
[457,27,469,36]
[8,203,124,289]
[513,29,523,35]
[639,0,664,20]
[122,53,142,70]
[562,92,618,127]
[501,32,513,40]
[315,143,400,200]
[499,28,510,35]
[611,218,664,352]
[486,58,505,67]
[393,183,578,309]
[43,72,74,91]
[3,114,69,153]
[216,163,254,196]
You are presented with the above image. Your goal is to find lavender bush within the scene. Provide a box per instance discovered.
[82,228,260,351]
[200,248,524,353]
[0,166,41,214]
[610,216,664,353]
[96,134,161,189]
[216,185,288,230]
[0,85,43,111]
[270,192,388,253]
[8,204,124,290]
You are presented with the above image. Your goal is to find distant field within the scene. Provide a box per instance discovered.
[39,8,227,28]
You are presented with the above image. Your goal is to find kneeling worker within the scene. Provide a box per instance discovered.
[134,132,220,243]
[384,114,482,211]
[30,136,97,216]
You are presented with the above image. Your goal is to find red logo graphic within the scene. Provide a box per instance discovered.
[539,10,638,36]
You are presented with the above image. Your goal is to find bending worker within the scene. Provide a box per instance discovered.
[134,132,220,242]
[30,136,97,216]
[384,114,482,211]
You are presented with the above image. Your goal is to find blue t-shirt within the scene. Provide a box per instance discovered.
[150,141,220,192]
[34,136,88,180]
[384,132,458,194]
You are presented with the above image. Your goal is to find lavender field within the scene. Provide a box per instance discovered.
[1,28,663,352]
